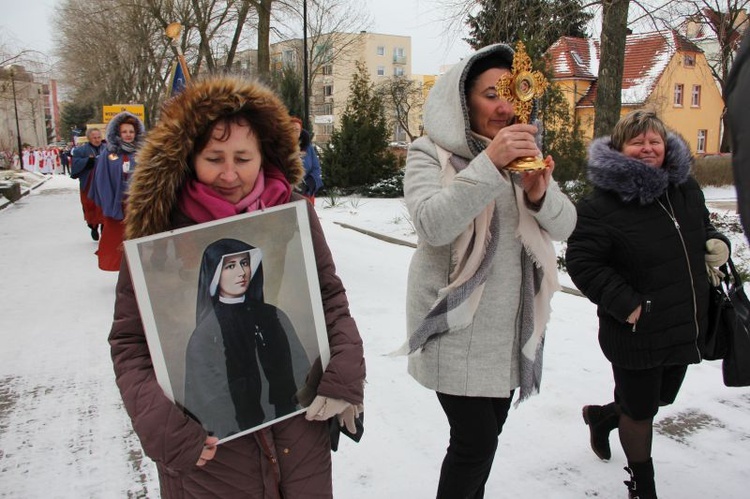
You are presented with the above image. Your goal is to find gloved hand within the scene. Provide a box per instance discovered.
[336,403,364,434]
[305,395,358,427]
[705,239,729,286]
[706,263,726,286]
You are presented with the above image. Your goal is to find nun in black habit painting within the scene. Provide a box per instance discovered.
[184,238,310,440]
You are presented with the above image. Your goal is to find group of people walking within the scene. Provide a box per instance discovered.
[92,41,730,499]
[71,112,146,271]
[21,145,71,174]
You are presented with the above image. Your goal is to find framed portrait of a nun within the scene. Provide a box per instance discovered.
[124,200,329,444]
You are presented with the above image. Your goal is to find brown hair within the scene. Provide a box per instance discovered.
[611,109,668,151]
[192,111,286,170]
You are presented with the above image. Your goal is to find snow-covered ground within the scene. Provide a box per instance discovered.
[1,175,749,498]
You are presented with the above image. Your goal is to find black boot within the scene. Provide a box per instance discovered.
[88,224,100,241]
[582,403,619,460]
[624,458,657,499]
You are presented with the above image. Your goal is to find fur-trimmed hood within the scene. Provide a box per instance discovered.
[125,77,303,239]
[586,132,693,205]
[105,111,146,153]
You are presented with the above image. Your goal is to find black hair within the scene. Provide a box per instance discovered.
[464,53,513,99]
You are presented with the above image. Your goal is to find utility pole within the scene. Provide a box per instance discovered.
[303,0,310,131]
[6,66,24,163]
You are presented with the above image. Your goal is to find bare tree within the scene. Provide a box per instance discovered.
[653,0,750,150]
[376,76,425,141]
[55,0,262,125]
[292,0,371,106]
[55,0,172,127]
[649,0,749,87]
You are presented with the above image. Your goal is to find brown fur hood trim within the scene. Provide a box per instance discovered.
[125,76,303,239]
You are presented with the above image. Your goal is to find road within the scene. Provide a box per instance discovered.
[0,177,159,498]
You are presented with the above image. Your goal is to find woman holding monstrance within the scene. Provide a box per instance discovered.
[401,42,576,497]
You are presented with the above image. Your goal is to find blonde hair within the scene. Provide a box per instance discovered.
[611,110,667,151]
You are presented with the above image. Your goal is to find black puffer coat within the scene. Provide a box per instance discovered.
[566,133,724,369]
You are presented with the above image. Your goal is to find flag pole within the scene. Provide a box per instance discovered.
[166,22,191,82]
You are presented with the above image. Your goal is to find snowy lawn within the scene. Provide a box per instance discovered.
[0,176,748,498]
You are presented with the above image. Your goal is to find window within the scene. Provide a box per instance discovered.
[691,85,701,107]
[377,46,385,56]
[324,85,333,97]
[322,65,333,76]
[377,66,385,76]
[697,129,707,153]
[674,84,684,106]
[323,124,334,135]
[394,66,405,76]
[684,54,696,67]
[322,103,333,115]
[314,43,333,63]
[283,50,295,67]
[393,47,406,64]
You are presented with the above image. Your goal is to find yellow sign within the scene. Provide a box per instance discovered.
[102,104,145,124]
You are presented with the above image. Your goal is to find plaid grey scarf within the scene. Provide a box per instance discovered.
[406,148,558,403]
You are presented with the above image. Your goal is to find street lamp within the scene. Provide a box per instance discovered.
[4,66,23,166]
[303,0,310,131]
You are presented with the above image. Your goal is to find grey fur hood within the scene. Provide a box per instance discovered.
[105,111,146,153]
[423,43,515,158]
[586,133,693,205]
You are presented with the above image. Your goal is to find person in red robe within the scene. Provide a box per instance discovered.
[70,129,105,241]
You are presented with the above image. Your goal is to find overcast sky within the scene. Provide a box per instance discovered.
[0,0,471,74]
[365,0,473,73]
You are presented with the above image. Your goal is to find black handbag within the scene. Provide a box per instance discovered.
[720,258,750,387]
[702,280,731,360]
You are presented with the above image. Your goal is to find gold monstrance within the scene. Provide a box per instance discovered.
[495,41,549,171]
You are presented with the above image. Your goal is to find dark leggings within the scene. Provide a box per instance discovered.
[436,391,514,499]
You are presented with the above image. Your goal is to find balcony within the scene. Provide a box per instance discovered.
[393,55,407,65]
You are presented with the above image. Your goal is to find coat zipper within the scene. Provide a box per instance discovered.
[256,430,283,498]
[656,192,702,359]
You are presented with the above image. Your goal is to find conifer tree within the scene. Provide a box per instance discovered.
[272,65,304,124]
[322,61,397,190]
[465,0,592,59]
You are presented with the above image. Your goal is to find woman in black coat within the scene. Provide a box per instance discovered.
[566,110,728,499]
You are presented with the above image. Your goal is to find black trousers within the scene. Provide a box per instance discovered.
[436,391,514,499]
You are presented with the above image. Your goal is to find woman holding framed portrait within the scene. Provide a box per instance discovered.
[108,76,365,497]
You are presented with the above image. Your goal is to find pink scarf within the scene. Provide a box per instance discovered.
[179,167,292,224]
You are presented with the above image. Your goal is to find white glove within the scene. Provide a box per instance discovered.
[305,396,350,422]
[706,263,726,287]
[705,239,729,286]
[705,239,729,267]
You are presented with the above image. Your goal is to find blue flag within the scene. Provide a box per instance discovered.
[169,60,187,97]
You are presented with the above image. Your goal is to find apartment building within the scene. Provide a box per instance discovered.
[228,32,415,145]
[267,32,411,144]
[0,65,51,152]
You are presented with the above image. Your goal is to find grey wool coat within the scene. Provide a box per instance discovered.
[404,44,576,398]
